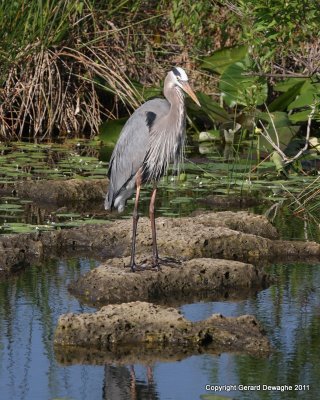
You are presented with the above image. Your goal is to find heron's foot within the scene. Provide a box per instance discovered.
[130,259,156,272]
[150,256,181,270]
[129,257,180,272]
[151,258,161,271]
[158,256,182,267]
[130,263,147,272]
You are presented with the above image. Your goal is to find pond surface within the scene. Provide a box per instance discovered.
[0,258,319,400]
[0,139,319,399]
[0,139,319,242]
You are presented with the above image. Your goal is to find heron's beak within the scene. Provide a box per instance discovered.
[181,82,201,107]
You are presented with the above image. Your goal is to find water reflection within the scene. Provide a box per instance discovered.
[0,259,319,399]
[103,365,159,400]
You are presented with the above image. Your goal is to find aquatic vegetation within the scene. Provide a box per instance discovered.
[0,131,318,239]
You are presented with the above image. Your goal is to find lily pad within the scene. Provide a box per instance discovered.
[0,204,23,210]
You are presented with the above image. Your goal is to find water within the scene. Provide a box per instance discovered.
[1,139,319,243]
[0,140,319,399]
[0,258,319,400]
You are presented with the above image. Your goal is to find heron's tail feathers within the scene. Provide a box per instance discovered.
[104,183,114,211]
[105,175,135,213]
[104,195,112,211]
[105,188,126,213]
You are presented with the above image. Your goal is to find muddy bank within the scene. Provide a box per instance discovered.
[0,178,107,205]
[69,257,269,306]
[54,301,270,358]
[1,211,319,276]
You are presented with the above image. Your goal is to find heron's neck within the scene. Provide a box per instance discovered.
[143,86,186,182]
[165,86,186,133]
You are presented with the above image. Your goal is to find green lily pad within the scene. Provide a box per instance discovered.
[0,204,23,210]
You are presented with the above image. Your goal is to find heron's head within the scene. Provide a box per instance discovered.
[166,67,200,107]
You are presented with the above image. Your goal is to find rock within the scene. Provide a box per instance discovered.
[194,211,278,239]
[54,301,270,361]
[197,195,261,209]
[7,178,107,205]
[0,211,319,277]
[69,257,269,306]
[0,234,43,274]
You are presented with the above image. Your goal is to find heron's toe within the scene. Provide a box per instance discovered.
[158,256,181,267]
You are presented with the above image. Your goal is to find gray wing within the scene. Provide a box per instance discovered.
[105,98,170,211]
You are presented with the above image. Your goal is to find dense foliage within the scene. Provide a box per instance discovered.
[0,0,318,230]
[0,0,319,147]
[236,0,320,74]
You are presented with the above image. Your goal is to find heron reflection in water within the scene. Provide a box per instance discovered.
[105,67,200,271]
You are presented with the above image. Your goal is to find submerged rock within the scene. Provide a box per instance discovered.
[9,178,107,205]
[193,211,278,239]
[0,211,319,276]
[69,257,269,306]
[54,301,270,360]
[197,194,261,209]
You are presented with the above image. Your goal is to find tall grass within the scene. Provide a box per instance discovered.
[0,0,144,141]
[0,0,231,142]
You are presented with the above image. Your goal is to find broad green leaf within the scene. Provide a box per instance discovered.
[274,78,307,92]
[289,110,312,123]
[259,126,299,152]
[258,111,291,129]
[201,45,248,74]
[257,110,295,151]
[268,81,304,111]
[220,62,268,107]
[288,81,320,110]
[189,92,231,122]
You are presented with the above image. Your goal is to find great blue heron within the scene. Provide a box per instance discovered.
[105,67,200,271]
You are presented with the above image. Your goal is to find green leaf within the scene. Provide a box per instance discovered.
[259,126,299,152]
[0,203,23,210]
[220,62,268,107]
[274,77,306,92]
[289,110,312,123]
[55,213,81,218]
[271,151,286,174]
[201,45,248,74]
[258,111,291,129]
[188,92,231,123]
[288,81,320,110]
[1,223,51,234]
[268,81,304,111]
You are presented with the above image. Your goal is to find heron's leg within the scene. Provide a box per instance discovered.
[130,180,141,272]
[149,185,159,269]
